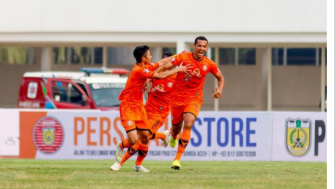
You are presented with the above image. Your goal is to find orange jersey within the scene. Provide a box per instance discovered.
[145,73,176,117]
[119,62,159,120]
[170,52,219,106]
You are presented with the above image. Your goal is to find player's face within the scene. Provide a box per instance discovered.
[142,50,152,64]
[193,40,208,60]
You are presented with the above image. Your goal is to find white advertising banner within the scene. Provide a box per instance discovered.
[19,111,273,161]
[271,112,327,162]
[147,112,273,161]
[0,109,19,156]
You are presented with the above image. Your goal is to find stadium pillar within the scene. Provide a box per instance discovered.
[320,47,326,111]
[103,46,107,67]
[255,48,271,110]
[151,47,162,62]
[177,40,189,54]
[214,47,219,111]
[41,47,52,71]
[206,47,219,111]
[267,47,272,111]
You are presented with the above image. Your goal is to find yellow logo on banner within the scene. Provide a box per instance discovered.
[43,127,55,146]
[286,119,311,157]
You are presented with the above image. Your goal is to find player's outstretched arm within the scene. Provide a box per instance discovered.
[157,56,174,66]
[153,63,191,79]
[154,61,175,74]
[212,69,225,98]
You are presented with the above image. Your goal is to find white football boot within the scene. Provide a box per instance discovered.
[163,130,170,147]
[134,165,150,173]
[110,162,121,171]
[115,141,124,162]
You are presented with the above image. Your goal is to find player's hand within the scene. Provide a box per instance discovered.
[178,63,192,76]
[212,87,222,98]
[143,79,151,91]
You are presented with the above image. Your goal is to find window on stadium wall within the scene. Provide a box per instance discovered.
[219,48,235,65]
[162,47,176,55]
[272,48,326,66]
[218,48,256,65]
[53,47,102,65]
[107,47,134,65]
[238,48,256,65]
[272,48,284,65]
[0,47,37,65]
[287,48,315,65]
[210,47,215,61]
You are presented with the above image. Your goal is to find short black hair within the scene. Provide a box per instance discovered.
[133,45,150,63]
[194,36,208,45]
[162,51,174,58]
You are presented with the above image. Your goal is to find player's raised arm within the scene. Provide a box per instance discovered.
[212,69,225,98]
[153,63,191,79]
[154,61,175,74]
[155,52,184,73]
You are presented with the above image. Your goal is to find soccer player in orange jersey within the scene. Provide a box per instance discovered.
[113,52,177,172]
[110,46,190,172]
[156,36,225,170]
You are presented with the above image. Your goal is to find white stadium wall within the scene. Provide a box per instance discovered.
[0,0,326,33]
[0,109,327,162]
[0,0,326,44]
[0,0,327,111]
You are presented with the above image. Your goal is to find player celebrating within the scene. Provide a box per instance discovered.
[113,51,177,172]
[110,46,190,172]
[158,36,225,170]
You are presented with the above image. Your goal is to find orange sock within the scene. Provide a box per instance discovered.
[135,142,149,166]
[149,132,166,140]
[119,138,131,149]
[120,142,139,166]
[174,129,191,161]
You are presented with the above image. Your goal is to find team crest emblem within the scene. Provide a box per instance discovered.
[286,118,311,157]
[127,120,133,126]
[155,84,164,92]
[202,65,208,71]
[33,117,64,154]
[43,127,55,146]
[193,68,200,76]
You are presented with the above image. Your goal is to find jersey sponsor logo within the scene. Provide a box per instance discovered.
[33,117,64,154]
[286,118,311,157]
[152,120,162,130]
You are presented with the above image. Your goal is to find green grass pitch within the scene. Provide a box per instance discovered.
[0,159,326,189]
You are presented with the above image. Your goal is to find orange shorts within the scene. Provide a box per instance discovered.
[171,100,202,125]
[120,100,151,133]
[120,118,151,133]
[147,112,167,133]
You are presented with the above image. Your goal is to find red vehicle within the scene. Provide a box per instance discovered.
[18,68,129,110]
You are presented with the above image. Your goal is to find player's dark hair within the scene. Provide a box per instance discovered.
[194,36,208,45]
[162,51,174,58]
[133,45,150,63]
